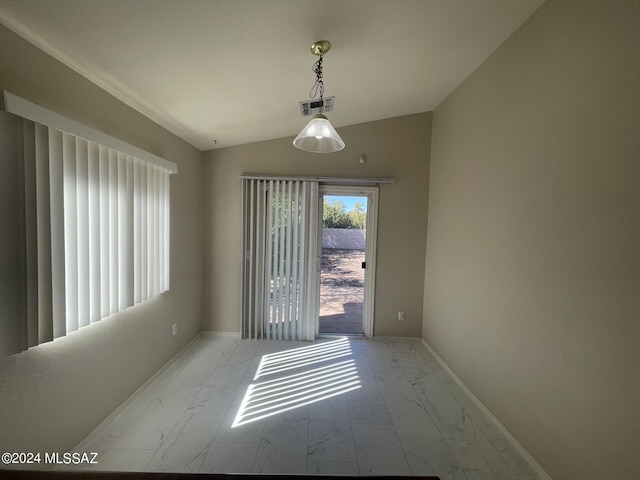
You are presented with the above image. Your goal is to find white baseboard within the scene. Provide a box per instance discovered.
[420,338,552,480]
[373,335,422,341]
[73,333,201,452]
[201,330,241,338]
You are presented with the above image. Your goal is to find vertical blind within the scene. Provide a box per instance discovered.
[241,178,319,341]
[22,119,171,349]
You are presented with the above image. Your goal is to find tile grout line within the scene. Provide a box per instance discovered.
[142,339,226,473]
[377,340,419,476]
[421,338,552,480]
[408,344,508,479]
[73,333,205,455]
[74,336,549,478]
[391,339,464,479]
[344,340,362,475]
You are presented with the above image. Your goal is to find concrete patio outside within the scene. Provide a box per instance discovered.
[318,248,365,334]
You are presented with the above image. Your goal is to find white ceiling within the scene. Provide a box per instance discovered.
[0,0,544,151]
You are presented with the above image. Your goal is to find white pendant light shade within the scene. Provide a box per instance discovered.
[293,114,345,153]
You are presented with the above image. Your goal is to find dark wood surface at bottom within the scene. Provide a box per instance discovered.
[1,471,440,480]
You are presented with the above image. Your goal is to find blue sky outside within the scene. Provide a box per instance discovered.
[324,195,367,213]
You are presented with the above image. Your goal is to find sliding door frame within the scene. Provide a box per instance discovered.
[318,185,379,338]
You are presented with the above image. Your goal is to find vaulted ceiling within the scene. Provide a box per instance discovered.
[0,0,544,151]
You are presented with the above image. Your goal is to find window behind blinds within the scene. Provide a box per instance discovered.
[21,119,171,349]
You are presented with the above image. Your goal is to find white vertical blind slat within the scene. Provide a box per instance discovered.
[88,142,101,324]
[140,164,148,300]
[271,180,278,339]
[265,180,274,340]
[255,180,264,338]
[108,149,119,314]
[156,166,164,293]
[148,166,157,297]
[126,156,135,307]
[49,129,66,339]
[283,181,292,340]
[304,182,320,340]
[298,182,308,340]
[35,123,53,343]
[148,165,155,297]
[154,166,161,296]
[117,152,127,310]
[163,170,170,291]
[248,179,255,339]
[23,120,39,347]
[273,181,280,339]
[98,146,110,318]
[63,132,79,333]
[76,138,90,329]
[291,181,300,340]
[16,120,173,353]
[133,158,142,304]
[241,179,247,338]
[155,167,162,295]
[277,181,285,340]
[241,178,319,342]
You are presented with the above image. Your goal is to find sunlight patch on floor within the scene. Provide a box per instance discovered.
[232,337,360,427]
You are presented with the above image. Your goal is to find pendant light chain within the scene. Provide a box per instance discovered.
[309,52,325,102]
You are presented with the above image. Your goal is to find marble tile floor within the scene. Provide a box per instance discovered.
[71,335,544,480]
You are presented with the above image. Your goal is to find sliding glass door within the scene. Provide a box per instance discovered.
[318,185,378,338]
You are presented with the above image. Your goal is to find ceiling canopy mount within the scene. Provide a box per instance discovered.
[310,40,331,56]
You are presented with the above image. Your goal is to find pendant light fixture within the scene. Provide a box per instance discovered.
[293,40,345,153]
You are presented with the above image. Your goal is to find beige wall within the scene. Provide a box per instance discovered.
[204,113,431,337]
[424,1,640,479]
[0,24,204,453]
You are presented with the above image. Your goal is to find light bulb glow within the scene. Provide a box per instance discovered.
[293,114,345,153]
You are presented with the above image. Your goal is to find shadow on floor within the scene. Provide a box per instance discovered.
[319,301,363,334]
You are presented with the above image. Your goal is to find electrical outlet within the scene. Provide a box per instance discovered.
[398,311,405,321]
[172,323,177,336]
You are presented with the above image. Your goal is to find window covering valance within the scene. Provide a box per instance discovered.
[2,90,177,174]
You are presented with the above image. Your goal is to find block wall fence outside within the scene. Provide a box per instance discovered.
[322,228,366,250]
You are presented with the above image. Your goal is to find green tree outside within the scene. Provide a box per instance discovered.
[323,199,366,229]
